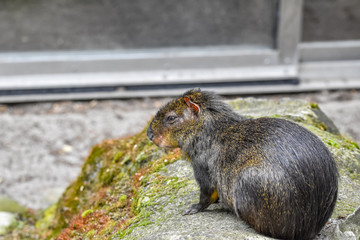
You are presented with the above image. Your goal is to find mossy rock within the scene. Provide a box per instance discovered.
[5,98,360,239]
[0,197,27,214]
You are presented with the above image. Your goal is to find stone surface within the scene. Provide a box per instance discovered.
[339,207,360,238]
[0,212,15,235]
[124,160,273,240]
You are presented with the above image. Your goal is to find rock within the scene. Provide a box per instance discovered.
[0,196,26,214]
[227,97,340,135]
[42,187,67,206]
[338,207,360,238]
[0,212,16,235]
[123,160,273,240]
[6,98,360,239]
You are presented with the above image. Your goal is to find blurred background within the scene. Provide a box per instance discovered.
[0,0,359,210]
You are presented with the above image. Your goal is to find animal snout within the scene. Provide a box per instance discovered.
[147,125,155,141]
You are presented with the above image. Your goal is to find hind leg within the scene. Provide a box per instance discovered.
[232,168,301,239]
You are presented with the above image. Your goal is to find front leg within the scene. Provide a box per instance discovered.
[182,188,218,215]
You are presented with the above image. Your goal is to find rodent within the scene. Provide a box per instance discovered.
[147,89,338,240]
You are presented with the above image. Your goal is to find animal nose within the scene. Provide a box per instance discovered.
[147,125,155,141]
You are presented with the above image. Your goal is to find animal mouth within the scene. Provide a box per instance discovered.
[153,135,175,148]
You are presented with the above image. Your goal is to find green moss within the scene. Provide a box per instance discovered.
[310,102,320,109]
[333,173,360,217]
[270,114,281,119]
[86,229,96,238]
[349,171,360,181]
[112,151,125,163]
[120,154,131,165]
[35,204,57,230]
[0,197,27,213]
[81,209,94,218]
[118,195,127,208]
[99,168,116,186]
[343,138,360,150]
[327,139,340,148]
[113,173,189,239]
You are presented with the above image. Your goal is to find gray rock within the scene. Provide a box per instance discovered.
[337,207,360,239]
[0,212,16,235]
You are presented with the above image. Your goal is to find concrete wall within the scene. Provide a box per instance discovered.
[0,0,277,52]
[302,0,360,42]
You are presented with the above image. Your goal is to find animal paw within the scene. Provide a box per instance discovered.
[182,204,203,215]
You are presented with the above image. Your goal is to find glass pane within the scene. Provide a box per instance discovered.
[0,0,278,52]
[302,0,360,42]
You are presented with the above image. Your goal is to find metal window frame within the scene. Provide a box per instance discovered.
[0,0,299,88]
[0,0,359,102]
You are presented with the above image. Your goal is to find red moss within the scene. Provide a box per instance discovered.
[57,210,110,240]
[89,187,110,207]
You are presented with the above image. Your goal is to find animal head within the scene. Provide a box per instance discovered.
[147,89,209,148]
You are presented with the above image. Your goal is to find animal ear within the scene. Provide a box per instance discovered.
[184,96,200,114]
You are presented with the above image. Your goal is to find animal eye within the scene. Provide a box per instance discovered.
[166,115,178,123]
